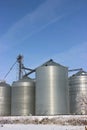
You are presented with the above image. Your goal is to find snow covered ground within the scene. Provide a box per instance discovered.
[0,115,87,130]
[0,124,85,130]
[0,115,87,125]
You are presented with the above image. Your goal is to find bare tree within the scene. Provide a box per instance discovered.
[76,93,87,114]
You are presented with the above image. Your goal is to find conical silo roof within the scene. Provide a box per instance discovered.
[0,81,10,87]
[40,59,67,68]
[71,70,87,77]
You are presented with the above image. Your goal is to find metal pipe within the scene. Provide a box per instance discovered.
[23,59,54,76]
[68,68,83,72]
[22,66,33,71]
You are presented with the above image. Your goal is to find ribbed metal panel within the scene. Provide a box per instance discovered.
[35,60,69,115]
[69,70,87,114]
[0,82,11,116]
[11,77,35,116]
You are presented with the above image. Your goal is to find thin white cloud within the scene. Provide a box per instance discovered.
[0,0,71,52]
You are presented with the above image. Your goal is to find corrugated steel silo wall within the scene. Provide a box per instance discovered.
[69,72,87,114]
[11,78,35,116]
[0,83,11,116]
[35,65,69,115]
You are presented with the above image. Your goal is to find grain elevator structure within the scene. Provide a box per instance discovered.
[11,77,35,116]
[35,59,69,115]
[69,70,87,114]
[0,55,87,116]
[0,81,11,116]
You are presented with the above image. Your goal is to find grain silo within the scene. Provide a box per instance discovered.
[11,77,35,116]
[69,70,87,114]
[35,59,69,115]
[0,81,11,116]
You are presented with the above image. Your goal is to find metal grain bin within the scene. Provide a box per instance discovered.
[35,60,69,115]
[0,81,11,116]
[69,70,87,114]
[11,77,35,116]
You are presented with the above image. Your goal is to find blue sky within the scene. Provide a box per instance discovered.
[0,0,87,83]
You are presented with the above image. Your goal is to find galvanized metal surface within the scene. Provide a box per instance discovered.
[35,61,69,115]
[69,70,87,114]
[0,82,11,116]
[11,77,35,116]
